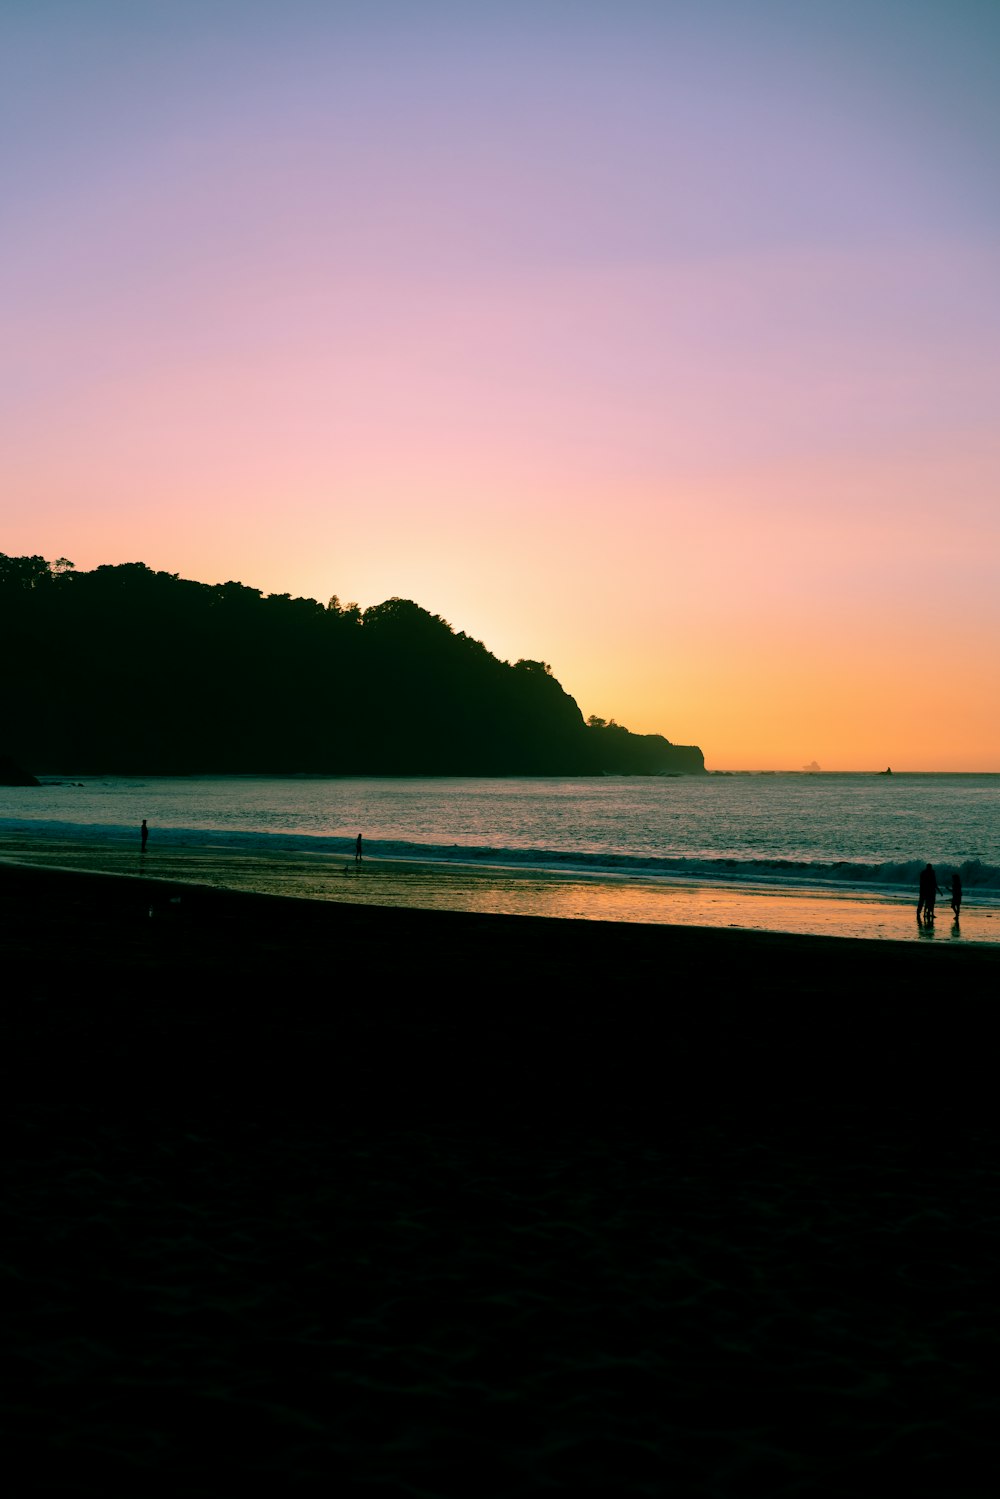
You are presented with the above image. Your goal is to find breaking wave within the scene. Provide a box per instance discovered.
[3,817,998,904]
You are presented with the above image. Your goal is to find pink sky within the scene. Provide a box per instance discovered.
[4,1,999,769]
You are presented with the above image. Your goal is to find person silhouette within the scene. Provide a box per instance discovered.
[355,833,363,864]
[951,871,962,921]
[141,818,148,852]
[917,862,941,921]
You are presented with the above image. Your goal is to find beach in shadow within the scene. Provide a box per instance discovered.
[4,863,999,1496]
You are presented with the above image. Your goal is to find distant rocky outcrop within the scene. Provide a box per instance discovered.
[585,725,705,775]
[0,755,40,786]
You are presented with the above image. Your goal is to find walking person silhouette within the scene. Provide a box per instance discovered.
[355,834,363,864]
[141,819,148,853]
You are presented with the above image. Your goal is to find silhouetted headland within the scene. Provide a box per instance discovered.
[1,553,705,775]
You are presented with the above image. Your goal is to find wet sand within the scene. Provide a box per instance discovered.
[4,862,1000,1496]
[3,834,996,943]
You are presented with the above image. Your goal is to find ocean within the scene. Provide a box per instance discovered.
[2,771,998,943]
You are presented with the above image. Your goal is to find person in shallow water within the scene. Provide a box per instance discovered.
[355,834,363,864]
[140,819,148,852]
[951,871,963,921]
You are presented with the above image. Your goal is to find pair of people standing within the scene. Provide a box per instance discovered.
[917,863,961,921]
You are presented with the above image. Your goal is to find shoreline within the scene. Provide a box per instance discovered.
[2,841,996,945]
[6,858,1000,1112]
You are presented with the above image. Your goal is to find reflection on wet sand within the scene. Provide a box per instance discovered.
[2,837,998,944]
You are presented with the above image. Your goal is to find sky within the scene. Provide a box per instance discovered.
[4,0,999,770]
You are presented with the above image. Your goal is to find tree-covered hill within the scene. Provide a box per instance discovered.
[1,554,705,776]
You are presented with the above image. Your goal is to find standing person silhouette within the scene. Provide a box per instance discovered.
[951,871,963,921]
[355,834,363,864]
[918,862,941,921]
[141,819,148,853]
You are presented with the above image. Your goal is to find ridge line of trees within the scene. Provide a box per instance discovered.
[1,554,705,777]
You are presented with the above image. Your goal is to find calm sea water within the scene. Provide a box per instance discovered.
[2,772,997,905]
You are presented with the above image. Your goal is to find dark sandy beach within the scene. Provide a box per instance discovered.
[4,863,1000,1496]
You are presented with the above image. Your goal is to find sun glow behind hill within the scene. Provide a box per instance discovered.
[4,1,999,770]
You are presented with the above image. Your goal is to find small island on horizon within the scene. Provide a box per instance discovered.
[1,553,704,779]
